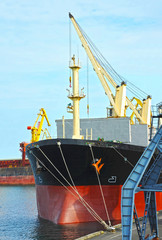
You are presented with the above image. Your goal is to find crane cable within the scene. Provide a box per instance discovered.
[80,24,146,98]
[87,55,89,117]
[76,20,149,100]
[69,18,72,88]
[86,33,146,100]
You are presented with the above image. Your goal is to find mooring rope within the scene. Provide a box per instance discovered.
[111,146,134,168]
[56,142,114,230]
[89,144,112,227]
[29,147,113,231]
[57,142,76,189]
[30,150,105,225]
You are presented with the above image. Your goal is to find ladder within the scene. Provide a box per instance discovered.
[121,125,162,240]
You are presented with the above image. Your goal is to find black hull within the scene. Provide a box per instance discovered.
[26,138,145,186]
[26,139,162,224]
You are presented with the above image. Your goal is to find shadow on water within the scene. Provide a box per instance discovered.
[30,217,105,240]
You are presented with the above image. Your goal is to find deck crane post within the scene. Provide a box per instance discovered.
[69,13,151,126]
[27,108,51,143]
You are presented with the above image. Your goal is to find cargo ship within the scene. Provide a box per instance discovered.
[26,13,162,226]
[0,142,34,185]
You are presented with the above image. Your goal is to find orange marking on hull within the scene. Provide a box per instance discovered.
[92,158,104,174]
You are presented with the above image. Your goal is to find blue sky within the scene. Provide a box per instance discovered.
[0,0,162,159]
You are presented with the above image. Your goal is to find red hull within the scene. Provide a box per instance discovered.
[36,185,162,224]
[0,176,35,185]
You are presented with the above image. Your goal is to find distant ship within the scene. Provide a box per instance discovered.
[0,142,34,185]
[0,108,51,185]
[26,13,162,226]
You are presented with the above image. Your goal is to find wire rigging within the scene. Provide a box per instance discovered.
[76,20,149,101]
[69,18,72,88]
[69,18,71,63]
[87,55,89,117]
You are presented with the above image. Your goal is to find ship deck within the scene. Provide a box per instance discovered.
[75,211,162,240]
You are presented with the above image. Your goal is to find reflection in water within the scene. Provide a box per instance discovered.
[0,186,104,240]
[31,217,104,240]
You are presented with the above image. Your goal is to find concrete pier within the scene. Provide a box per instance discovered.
[76,211,162,240]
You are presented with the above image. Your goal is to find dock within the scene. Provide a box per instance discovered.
[76,211,162,239]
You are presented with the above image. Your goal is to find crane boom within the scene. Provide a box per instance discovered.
[69,13,151,125]
[69,13,120,116]
[27,108,51,143]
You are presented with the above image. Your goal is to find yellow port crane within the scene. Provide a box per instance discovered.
[69,13,151,126]
[27,108,51,143]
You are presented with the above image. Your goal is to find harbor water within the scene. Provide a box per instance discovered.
[0,186,104,240]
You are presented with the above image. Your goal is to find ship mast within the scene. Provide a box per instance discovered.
[68,55,85,139]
